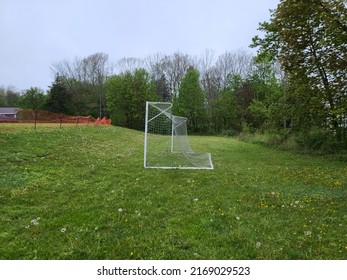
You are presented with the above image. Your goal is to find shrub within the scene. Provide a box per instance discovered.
[221,129,238,137]
[295,128,339,153]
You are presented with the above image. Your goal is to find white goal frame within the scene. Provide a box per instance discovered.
[144,101,213,169]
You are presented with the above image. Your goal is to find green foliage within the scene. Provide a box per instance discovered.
[106,69,157,130]
[0,87,21,107]
[20,87,46,111]
[210,88,239,134]
[155,74,171,101]
[251,0,347,142]
[19,87,46,129]
[295,128,341,153]
[45,75,72,115]
[49,52,110,118]
[248,100,268,130]
[173,68,208,133]
[59,78,103,117]
[209,68,283,134]
[0,88,4,107]
[0,124,346,259]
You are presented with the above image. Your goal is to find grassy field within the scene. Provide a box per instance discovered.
[0,124,346,259]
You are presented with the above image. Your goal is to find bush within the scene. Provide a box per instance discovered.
[281,135,300,150]
[295,128,339,153]
[221,129,238,137]
[237,132,283,146]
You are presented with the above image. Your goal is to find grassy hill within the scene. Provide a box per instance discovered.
[0,124,346,259]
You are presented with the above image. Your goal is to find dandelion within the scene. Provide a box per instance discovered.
[256,242,261,249]
[90,164,96,172]
[61,227,66,233]
[118,208,123,213]
[135,210,141,216]
[304,230,312,236]
[30,217,40,226]
[236,216,240,221]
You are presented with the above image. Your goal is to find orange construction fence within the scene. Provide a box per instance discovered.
[0,109,111,126]
[94,117,112,125]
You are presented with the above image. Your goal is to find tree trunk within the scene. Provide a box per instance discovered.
[34,110,38,129]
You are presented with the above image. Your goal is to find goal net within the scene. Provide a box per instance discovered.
[144,101,213,169]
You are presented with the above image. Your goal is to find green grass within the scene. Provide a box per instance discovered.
[0,124,346,259]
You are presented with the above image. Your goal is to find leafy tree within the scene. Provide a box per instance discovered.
[173,68,208,133]
[20,87,46,129]
[210,88,239,134]
[246,57,284,131]
[0,87,5,106]
[251,0,347,142]
[106,68,157,130]
[0,86,21,107]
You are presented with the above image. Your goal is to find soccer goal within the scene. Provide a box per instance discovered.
[144,101,213,169]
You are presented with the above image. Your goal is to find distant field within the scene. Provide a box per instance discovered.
[0,124,346,259]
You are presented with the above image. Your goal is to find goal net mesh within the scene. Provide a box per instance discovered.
[144,102,213,169]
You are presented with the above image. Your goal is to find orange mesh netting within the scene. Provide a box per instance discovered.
[0,109,111,126]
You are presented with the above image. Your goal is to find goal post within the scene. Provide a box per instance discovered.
[144,101,213,169]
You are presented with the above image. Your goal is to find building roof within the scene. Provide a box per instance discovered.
[0,107,20,114]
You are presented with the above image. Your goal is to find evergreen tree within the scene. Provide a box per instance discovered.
[155,74,171,101]
[46,75,72,115]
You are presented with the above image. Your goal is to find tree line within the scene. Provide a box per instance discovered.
[1,0,346,151]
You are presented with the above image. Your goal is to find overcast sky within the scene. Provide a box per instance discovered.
[0,0,280,91]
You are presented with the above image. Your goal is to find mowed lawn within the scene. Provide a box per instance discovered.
[0,124,346,259]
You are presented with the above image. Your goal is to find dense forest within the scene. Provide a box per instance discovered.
[1,0,346,151]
